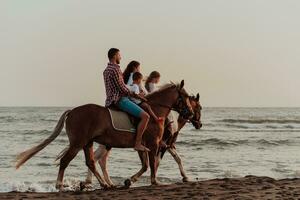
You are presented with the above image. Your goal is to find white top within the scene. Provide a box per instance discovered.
[127,83,142,104]
[126,73,134,86]
[140,83,148,95]
[126,72,148,101]
[147,82,157,93]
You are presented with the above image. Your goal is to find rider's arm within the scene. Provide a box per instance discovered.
[131,85,147,102]
[135,93,148,102]
[111,68,130,95]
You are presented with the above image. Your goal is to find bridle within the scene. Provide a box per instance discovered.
[186,102,202,128]
[174,95,193,119]
[148,88,193,120]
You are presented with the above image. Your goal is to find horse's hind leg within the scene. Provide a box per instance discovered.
[85,144,107,184]
[98,146,114,187]
[56,147,80,190]
[168,147,189,182]
[83,142,109,189]
[125,151,149,187]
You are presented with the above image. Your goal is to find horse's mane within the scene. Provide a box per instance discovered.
[145,82,177,99]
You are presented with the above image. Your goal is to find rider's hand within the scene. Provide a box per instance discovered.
[140,91,146,96]
[131,92,147,102]
[137,94,148,102]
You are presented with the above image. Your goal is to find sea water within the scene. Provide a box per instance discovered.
[0,107,300,192]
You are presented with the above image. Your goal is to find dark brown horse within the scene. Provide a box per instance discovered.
[125,93,202,186]
[84,93,202,187]
[158,93,202,182]
[15,81,193,190]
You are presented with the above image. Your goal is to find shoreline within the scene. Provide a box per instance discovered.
[1,176,300,200]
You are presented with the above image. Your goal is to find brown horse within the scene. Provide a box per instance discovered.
[84,93,202,187]
[158,93,202,182]
[15,80,193,190]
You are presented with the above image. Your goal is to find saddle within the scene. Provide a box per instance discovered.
[107,105,139,133]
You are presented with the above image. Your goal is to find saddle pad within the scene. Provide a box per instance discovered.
[108,109,136,133]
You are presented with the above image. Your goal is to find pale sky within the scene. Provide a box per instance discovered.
[1,0,299,107]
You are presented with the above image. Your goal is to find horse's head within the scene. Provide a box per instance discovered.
[189,93,202,129]
[172,80,194,120]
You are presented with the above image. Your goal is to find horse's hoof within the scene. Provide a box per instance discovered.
[102,184,110,190]
[63,183,69,187]
[55,183,64,191]
[182,177,190,182]
[151,181,162,186]
[80,181,87,191]
[124,179,132,188]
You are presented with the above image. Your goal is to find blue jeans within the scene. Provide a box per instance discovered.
[117,97,143,118]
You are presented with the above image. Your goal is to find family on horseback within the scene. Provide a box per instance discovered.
[104,48,166,151]
[15,48,201,191]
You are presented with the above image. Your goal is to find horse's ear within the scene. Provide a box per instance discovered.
[180,80,185,89]
[196,93,200,101]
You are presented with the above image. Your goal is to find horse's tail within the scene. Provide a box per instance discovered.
[15,110,71,169]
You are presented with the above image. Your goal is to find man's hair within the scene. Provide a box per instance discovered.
[108,48,120,60]
[133,72,143,81]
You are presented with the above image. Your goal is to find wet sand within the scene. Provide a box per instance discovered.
[1,176,300,200]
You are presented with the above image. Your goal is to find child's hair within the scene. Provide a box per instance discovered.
[132,72,143,81]
[123,61,140,84]
[145,71,160,91]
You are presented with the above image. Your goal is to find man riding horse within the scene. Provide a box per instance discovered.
[103,48,151,152]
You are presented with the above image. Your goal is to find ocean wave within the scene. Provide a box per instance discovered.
[200,138,248,146]
[40,118,59,122]
[243,129,300,133]
[284,125,295,129]
[219,119,300,124]
[0,181,57,193]
[177,138,296,147]
[36,162,53,167]
[22,129,54,136]
[0,116,18,122]
[257,139,290,146]
[55,138,69,144]
[199,128,300,133]
[15,129,67,136]
[177,138,247,146]
[265,125,278,129]
[224,124,250,129]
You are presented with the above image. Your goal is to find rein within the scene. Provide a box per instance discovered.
[147,101,174,111]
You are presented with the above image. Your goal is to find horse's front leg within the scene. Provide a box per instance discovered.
[125,151,149,187]
[167,147,189,182]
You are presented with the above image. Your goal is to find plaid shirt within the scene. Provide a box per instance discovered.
[103,63,130,107]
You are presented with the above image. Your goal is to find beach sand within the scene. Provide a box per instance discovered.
[1,176,300,200]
